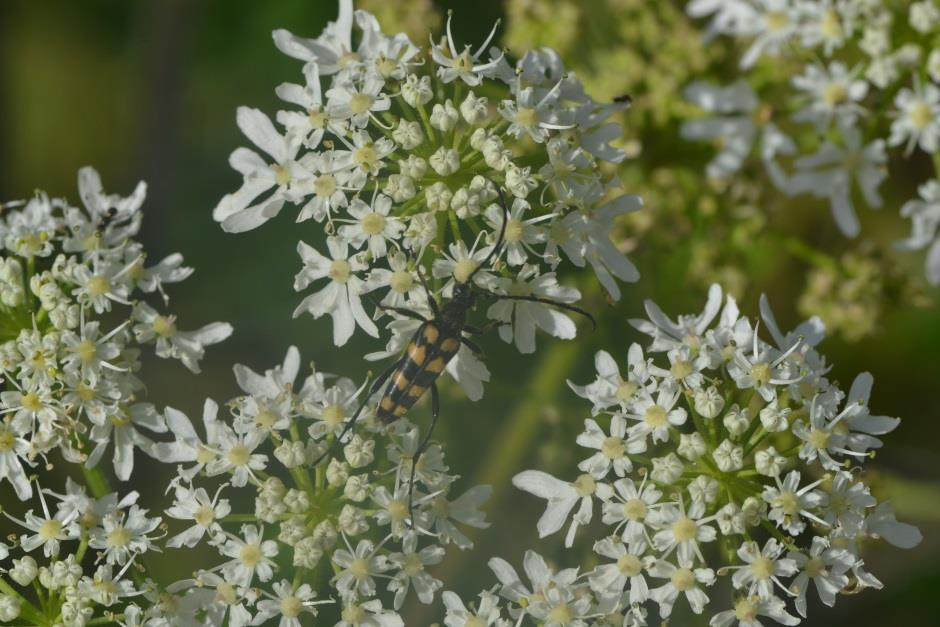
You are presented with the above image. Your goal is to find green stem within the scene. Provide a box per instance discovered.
[81,464,112,499]
[0,577,44,626]
[416,103,438,148]
[774,235,838,270]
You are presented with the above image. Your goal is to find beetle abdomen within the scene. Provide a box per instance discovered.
[376,321,462,423]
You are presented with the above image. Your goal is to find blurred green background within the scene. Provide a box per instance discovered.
[1,0,939,624]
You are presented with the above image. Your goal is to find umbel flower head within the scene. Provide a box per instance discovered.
[214,0,641,361]
[0,346,490,625]
[0,168,231,495]
[681,0,940,285]
[444,284,920,626]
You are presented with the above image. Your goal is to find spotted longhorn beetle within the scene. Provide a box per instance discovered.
[313,187,596,521]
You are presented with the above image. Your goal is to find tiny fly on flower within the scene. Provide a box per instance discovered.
[313,187,596,520]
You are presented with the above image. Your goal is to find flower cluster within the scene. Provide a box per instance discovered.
[681,0,940,284]
[0,169,231,625]
[214,0,640,364]
[156,347,491,625]
[1,344,491,625]
[0,168,231,494]
[443,284,920,626]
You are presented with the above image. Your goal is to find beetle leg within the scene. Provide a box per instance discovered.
[407,382,441,529]
[311,359,399,467]
[460,336,484,356]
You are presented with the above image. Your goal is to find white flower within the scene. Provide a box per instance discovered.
[651,500,717,564]
[710,595,800,627]
[648,558,715,618]
[204,420,268,487]
[442,590,506,627]
[568,344,653,415]
[787,536,853,617]
[864,501,923,549]
[252,580,323,627]
[387,534,444,608]
[8,492,79,557]
[0,423,35,500]
[738,0,801,68]
[730,539,798,600]
[762,470,826,535]
[326,72,391,128]
[86,403,167,481]
[213,107,302,233]
[791,61,868,131]
[487,267,581,354]
[219,524,278,589]
[165,484,231,548]
[589,536,653,606]
[293,237,379,346]
[131,302,233,373]
[623,383,688,446]
[333,538,390,599]
[548,194,642,300]
[601,476,664,545]
[897,179,940,284]
[338,193,404,258]
[89,504,162,566]
[681,80,758,178]
[575,415,643,479]
[431,13,503,86]
[631,283,723,353]
[791,123,887,237]
[512,470,610,547]
[889,78,940,154]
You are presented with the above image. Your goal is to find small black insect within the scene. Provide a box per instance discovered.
[613,94,633,106]
[313,188,595,519]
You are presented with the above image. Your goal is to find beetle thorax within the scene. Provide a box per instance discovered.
[438,283,475,331]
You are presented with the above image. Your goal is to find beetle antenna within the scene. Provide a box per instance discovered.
[478,290,598,330]
[467,182,509,282]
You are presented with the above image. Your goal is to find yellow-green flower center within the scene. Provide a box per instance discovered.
[670,567,696,591]
[239,543,262,567]
[227,445,250,467]
[194,505,215,528]
[361,212,386,235]
[601,436,625,459]
[87,275,110,297]
[348,93,374,115]
[280,595,303,618]
[271,164,292,186]
[329,260,352,284]
[644,404,668,429]
[572,473,596,497]
[672,517,697,542]
[909,100,933,130]
[808,428,830,449]
[389,270,413,293]
[313,174,336,197]
[623,498,647,521]
[152,316,177,338]
[750,362,771,387]
[107,526,132,548]
[76,339,97,363]
[617,553,643,577]
[822,82,847,106]
[39,519,63,540]
[453,259,477,284]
